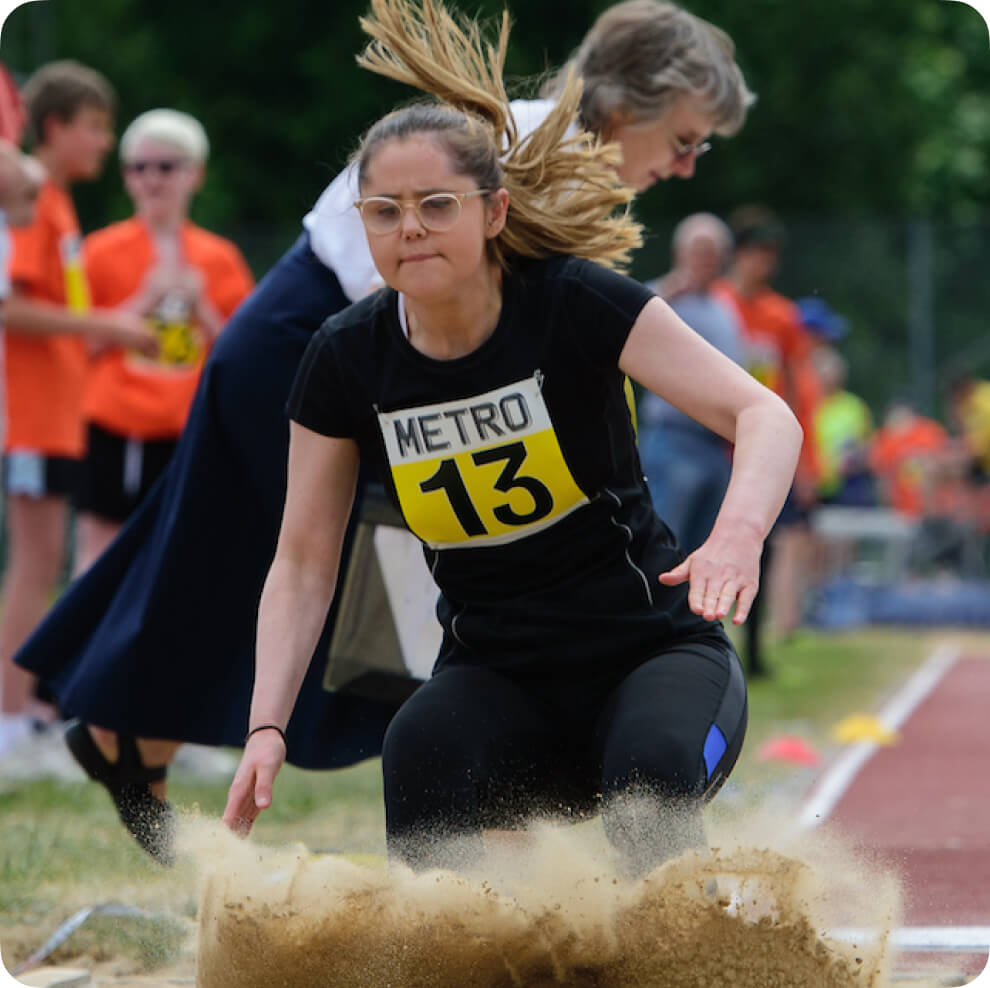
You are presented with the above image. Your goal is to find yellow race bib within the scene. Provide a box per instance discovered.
[60,232,90,313]
[378,374,588,548]
[149,316,202,367]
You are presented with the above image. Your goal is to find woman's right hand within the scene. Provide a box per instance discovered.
[222,731,287,835]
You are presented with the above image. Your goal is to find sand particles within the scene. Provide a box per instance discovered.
[188,807,901,988]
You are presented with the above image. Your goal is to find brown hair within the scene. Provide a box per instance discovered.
[543,0,754,137]
[354,0,641,271]
[21,60,115,148]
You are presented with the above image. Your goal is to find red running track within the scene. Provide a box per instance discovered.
[820,652,990,981]
[826,655,990,925]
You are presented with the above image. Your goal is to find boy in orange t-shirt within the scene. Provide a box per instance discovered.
[712,206,821,672]
[74,109,255,573]
[870,401,948,517]
[0,61,157,755]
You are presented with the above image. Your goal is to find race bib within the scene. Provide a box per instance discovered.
[148,316,202,367]
[128,291,203,371]
[746,335,783,394]
[59,232,90,313]
[378,374,588,548]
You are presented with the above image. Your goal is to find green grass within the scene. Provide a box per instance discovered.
[0,627,979,976]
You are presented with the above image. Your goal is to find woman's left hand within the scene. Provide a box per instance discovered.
[658,522,764,625]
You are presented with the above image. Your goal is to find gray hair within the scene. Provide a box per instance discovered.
[543,0,755,136]
[120,109,209,164]
[672,211,733,255]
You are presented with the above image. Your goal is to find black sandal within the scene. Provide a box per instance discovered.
[64,719,175,866]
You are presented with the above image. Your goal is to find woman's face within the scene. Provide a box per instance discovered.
[122,136,202,226]
[605,97,715,192]
[359,135,508,301]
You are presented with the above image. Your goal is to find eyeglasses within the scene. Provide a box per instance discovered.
[670,136,712,160]
[354,190,491,235]
[123,159,188,176]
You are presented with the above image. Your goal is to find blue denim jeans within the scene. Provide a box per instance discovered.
[639,423,732,555]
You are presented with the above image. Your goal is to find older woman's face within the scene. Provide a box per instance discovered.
[605,97,714,192]
[122,136,202,225]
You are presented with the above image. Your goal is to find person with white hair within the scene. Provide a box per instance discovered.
[640,212,743,555]
[59,108,253,858]
[72,108,254,576]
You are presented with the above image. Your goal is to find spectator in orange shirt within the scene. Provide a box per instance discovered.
[712,207,820,670]
[870,399,948,518]
[712,207,820,481]
[0,139,43,305]
[74,109,255,575]
[0,61,156,758]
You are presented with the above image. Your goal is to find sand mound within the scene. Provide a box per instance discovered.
[190,813,899,988]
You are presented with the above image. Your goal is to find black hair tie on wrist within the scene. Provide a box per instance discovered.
[245,723,288,748]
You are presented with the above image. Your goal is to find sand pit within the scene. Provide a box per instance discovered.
[189,811,901,988]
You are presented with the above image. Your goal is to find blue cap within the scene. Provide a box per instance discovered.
[796,296,848,341]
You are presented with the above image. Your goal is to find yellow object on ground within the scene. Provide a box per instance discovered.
[831,714,899,746]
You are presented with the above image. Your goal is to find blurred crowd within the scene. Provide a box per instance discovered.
[638,204,990,671]
[0,61,254,756]
[0,55,986,758]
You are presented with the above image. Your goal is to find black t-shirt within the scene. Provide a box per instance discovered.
[289,254,719,672]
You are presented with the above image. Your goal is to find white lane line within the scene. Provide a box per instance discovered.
[829,926,990,953]
[798,643,960,830]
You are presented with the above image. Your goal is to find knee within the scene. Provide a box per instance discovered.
[601,728,707,802]
[382,690,489,869]
[601,787,706,877]
[382,690,481,789]
[5,532,63,588]
[598,728,712,874]
[382,703,445,777]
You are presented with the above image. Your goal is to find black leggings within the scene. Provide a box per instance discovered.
[382,637,747,873]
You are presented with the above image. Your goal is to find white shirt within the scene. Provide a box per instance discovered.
[302,99,558,304]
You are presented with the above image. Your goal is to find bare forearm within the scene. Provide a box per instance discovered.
[5,294,95,336]
[711,397,803,542]
[248,558,337,730]
[5,290,162,356]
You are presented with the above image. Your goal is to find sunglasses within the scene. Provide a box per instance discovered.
[123,159,188,176]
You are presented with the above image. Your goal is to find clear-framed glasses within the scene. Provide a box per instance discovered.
[670,135,712,160]
[354,189,491,235]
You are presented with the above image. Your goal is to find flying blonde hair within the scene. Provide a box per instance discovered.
[354,0,642,271]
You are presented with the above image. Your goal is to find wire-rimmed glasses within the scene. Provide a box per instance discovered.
[354,189,491,235]
[670,135,712,160]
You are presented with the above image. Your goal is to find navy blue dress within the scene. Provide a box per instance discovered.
[14,234,400,769]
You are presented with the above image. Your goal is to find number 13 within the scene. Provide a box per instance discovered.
[418,440,554,537]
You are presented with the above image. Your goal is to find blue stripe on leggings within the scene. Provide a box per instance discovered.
[703,724,727,779]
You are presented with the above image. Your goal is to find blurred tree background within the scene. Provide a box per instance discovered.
[1,0,989,417]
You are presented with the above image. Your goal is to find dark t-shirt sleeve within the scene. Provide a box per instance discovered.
[562,257,656,367]
[286,321,358,438]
